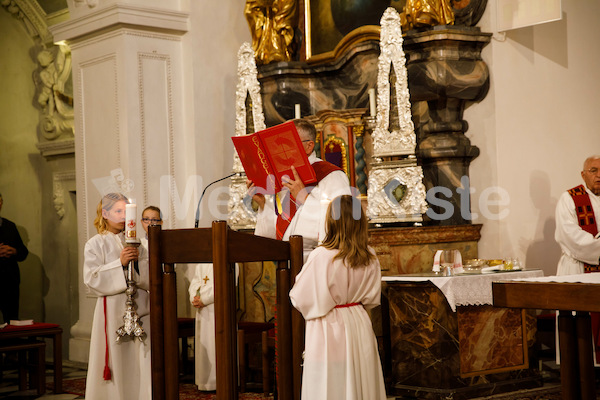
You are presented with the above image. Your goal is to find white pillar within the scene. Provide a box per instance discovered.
[50,2,195,363]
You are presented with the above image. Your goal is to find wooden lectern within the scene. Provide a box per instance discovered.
[148,221,304,400]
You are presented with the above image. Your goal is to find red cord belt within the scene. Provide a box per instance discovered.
[335,302,361,308]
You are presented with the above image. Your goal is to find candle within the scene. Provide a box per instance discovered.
[125,203,137,241]
[368,88,376,116]
[294,103,301,119]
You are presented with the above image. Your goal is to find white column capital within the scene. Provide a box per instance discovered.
[50,2,189,44]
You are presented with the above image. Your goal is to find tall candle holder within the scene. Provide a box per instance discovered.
[116,203,146,342]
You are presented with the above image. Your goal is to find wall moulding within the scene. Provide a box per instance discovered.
[36,138,75,157]
[50,3,189,44]
[1,0,51,42]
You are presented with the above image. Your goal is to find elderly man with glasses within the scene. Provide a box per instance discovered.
[555,156,600,367]
[555,155,600,276]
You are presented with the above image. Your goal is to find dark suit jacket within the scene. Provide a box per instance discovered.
[0,217,28,285]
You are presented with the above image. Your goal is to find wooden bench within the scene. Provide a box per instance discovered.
[0,339,46,395]
[0,323,62,393]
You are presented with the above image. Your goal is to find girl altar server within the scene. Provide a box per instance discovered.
[83,193,151,400]
[289,194,386,400]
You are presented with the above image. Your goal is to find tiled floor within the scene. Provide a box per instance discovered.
[0,360,86,400]
[0,357,559,400]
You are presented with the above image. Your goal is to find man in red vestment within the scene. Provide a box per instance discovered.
[249,119,352,260]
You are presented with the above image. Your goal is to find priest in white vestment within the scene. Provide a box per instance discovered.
[555,156,600,365]
[83,193,151,400]
[555,155,600,275]
[251,120,351,259]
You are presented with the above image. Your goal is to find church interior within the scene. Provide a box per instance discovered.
[1,0,600,399]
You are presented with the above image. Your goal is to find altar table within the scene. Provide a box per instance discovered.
[0,322,63,393]
[493,273,600,400]
[382,269,543,399]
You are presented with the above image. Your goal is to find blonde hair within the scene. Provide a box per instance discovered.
[93,192,129,234]
[320,195,375,268]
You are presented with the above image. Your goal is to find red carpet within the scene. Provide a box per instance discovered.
[48,378,274,399]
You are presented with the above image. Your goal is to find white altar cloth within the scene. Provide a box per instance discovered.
[382,270,544,311]
[506,272,600,284]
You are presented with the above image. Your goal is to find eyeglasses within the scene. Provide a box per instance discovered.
[584,167,599,175]
[141,218,162,223]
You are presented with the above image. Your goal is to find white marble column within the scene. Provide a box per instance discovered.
[50,2,194,363]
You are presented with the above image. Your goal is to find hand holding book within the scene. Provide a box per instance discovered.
[281,165,309,204]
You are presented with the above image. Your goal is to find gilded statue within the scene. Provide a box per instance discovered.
[244,0,298,65]
[401,0,455,31]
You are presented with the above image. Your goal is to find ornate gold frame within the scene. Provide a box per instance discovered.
[304,0,381,64]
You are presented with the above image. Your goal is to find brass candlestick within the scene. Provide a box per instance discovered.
[116,239,146,342]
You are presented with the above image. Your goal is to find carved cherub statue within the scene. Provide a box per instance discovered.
[35,46,74,138]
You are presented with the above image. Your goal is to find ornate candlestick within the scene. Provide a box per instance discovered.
[116,203,146,342]
[366,8,428,224]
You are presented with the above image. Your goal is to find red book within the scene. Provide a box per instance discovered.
[232,121,317,194]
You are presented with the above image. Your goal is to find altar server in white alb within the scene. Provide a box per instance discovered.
[249,119,351,260]
[83,192,151,400]
[188,263,216,391]
[289,195,387,400]
[555,155,600,276]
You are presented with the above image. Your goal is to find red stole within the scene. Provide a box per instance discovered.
[275,161,343,240]
[568,184,600,362]
[568,185,599,272]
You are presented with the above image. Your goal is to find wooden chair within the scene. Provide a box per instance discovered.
[148,221,304,400]
[237,321,275,395]
[177,317,195,376]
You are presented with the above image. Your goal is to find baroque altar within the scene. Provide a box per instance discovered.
[224,1,546,398]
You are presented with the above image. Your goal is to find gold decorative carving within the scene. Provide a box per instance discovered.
[244,0,298,65]
[401,0,454,31]
[323,135,348,174]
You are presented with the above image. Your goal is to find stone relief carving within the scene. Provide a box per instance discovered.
[2,0,74,144]
[70,0,98,9]
[35,45,74,140]
[53,171,76,219]
[1,0,51,42]
[228,42,266,230]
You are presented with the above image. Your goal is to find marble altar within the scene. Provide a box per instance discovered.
[381,270,544,399]
[369,223,482,274]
